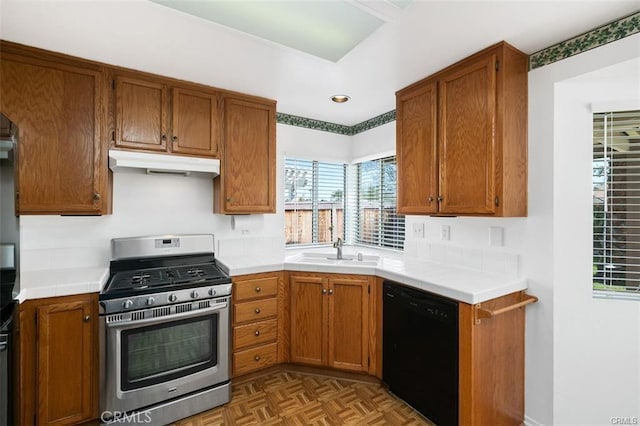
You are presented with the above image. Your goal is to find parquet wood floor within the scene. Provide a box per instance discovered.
[175,366,434,426]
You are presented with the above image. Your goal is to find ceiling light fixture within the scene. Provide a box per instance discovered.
[331,94,350,103]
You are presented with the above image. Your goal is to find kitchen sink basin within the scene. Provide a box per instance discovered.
[291,252,379,266]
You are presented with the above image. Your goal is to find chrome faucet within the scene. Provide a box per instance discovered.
[333,237,344,260]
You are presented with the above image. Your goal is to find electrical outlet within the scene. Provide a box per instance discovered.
[412,223,425,239]
[440,225,450,241]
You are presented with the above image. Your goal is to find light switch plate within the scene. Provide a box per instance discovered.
[490,226,504,247]
[440,225,450,241]
[412,223,425,239]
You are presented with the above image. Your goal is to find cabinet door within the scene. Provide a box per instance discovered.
[327,277,369,372]
[396,80,438,214]
[171,87,220,157]
[0,54,106,214]
[37,298,95,425]
[290,275,327,366]
[220,96,276,213]
[438,53,497,214]
[115,76,168,151]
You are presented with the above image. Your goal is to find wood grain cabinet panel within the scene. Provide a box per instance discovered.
[113,74,220,157]
[115,76,167,151]
[0,43,108,214]
[232,272,285,377]
[215,95,276,214]
[396,41,528,217]
[290,273,372,373]
[17,293,98,425]
[171,87,219,156]
[396,80,438,214]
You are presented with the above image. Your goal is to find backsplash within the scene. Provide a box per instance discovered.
[19,171,283,273]
[403,215,524,279]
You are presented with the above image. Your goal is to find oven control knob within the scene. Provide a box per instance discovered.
[208,288,217,297]
[146,297,155,306]
[168,294,178,303]
[123,299,134,310]
[190,290,199,299]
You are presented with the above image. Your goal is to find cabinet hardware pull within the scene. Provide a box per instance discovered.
[226,197,232,202]
[322,289,327,294]
[255,308,261,314]
[254,355,261,361]
[93,192,101,201]
[83,315,90,322]
[255,287,261,293]
[161,134,167,141]
[255,330,260,336]
[437,196,443,202]
[172,135,178,142]
[428,196,434,203]
[474,292,538,325]
[328,289,334,295]
[495,197,500,206]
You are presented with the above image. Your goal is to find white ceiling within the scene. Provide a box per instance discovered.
[150,0,413,62]
[1,1,638,126]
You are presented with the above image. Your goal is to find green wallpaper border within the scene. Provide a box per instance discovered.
[278,10,640,135]
[529,11,639,70]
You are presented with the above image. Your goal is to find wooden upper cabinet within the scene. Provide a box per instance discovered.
[113,74,220,157]
[0,43,107,214]
[215,95,276,214]
[396,80,438,215]
[171,87,219,156]
[396,41,528,217]
[115,76,167,151]
[438,53,497,215]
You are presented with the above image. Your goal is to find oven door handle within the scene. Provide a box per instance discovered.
[105,301,228,330]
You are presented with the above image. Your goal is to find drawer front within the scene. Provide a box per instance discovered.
[235,276,279,301]
[234,298,277,324]
[234,318,278,350]
[233,342,277,376]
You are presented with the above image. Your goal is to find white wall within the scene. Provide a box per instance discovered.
[552,55,640,424]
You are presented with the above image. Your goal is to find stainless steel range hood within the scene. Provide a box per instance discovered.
[108,150,220,177]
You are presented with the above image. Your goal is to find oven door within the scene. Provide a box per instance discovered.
[101,298,230,415]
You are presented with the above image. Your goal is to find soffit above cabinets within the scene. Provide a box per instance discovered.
[149,0,413,62]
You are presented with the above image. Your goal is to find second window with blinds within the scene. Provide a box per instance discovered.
[284,156,405,250]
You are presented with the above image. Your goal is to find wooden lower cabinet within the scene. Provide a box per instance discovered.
[17,293,98,425]
[231,272,287,377]
[289,272,373,373]
[458,291,532,426]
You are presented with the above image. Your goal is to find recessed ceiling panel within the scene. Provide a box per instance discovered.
[150,0,389,62]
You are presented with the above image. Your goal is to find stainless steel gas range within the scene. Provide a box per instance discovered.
[99,235,232,425]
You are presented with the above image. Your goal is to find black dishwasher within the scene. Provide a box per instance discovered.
[383,280,458,426]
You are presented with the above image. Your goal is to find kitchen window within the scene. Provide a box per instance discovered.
[285,156,405,250]
[347,156,405,250]
[593,110,640,300]
[285,159,345,246]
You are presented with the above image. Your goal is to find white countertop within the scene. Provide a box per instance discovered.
[14,246,526,305]
[15,267,109,303]
[218,247,527,304]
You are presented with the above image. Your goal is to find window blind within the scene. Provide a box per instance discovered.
[593,110,640,299]
[347,156,405,250]
[284,158,345,246]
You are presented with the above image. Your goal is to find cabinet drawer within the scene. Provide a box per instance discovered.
[235,276,278,301]
[233,342,277,376]
[234,298,277,324]
[234,318,278,350]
